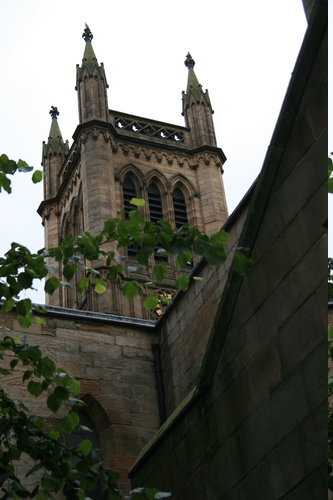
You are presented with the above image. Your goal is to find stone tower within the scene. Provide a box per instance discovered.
[38,27,228,319]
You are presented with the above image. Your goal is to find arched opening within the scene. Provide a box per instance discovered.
[66,412,103,499]
[148,183,165,263]
[123,177,138,258]
[172,187,188,229]
[148,182,163,223]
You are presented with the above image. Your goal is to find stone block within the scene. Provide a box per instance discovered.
[238,430,305,500]
[277,131,326,227]
[122,346,154,361]
[302,342,326,412]
[278,294,324,375]
[122,370,154,387]
[283,464,327,500]
[298,402,326,476]
[307,78,327,139]
[249,364,310,461]
[115,335,141,347]
[303,181,327,245]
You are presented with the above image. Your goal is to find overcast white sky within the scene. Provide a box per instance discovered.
[0,1,311,304]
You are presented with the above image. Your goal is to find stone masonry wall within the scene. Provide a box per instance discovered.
[129,7,327,498]
[0,309,159,494]
[160,202,250,416]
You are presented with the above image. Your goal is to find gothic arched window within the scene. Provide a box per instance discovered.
[123,177,138,258]
[66,412,102,500]
[148,183,165,262]
[172,187,188,229]
[123,177,137,219]
[148,183,163,223]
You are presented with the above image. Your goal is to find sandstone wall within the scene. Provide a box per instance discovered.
[0,309,159,494]
[129,6,327,498]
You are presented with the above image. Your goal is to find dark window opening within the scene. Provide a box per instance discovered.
[173,188,192,267]
[148,183,166,263]
[67,413,102,500]
[173,187,188,229]
[123,177,138,258]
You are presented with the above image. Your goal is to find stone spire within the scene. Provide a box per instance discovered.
[46,106,67,152]
[76,24,109,123]
[42,107,68,199]
[182,53,217,147]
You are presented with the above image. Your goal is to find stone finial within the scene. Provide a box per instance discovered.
[185,52,195,69]
[49,106,59,119]
[82,23,93,42]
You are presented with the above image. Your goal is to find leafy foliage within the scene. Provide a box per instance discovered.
[0,158,253,328]
[0,156,254,498]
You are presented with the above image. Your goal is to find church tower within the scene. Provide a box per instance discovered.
[38,27,228,318]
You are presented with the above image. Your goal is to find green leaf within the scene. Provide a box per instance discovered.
[63,264,77,281]
[123,280,139,300]
[205,245,227,265]
[129,209,145,225]
[18,313,33,328]
[103,219,117,237]
[93,278,107,294]
[143,294,159,310]
[233,249,253,276]
[109,264,123,281]
[34,316,46,325]
[36,490,49,500]
[193,235,210,255]
[0,367,10,375]
[1,298,15,313]
[130,198,145,207]
[69,378,80,395]
[23,370,33,382]
[0,172,11,193]
[44,276,60,295]
[153,262,168,283]
[175,275,190,292]
[18,272,33,289]
[17,159,33,172]
[76,276,89,293]
[136,250,149,266]
[10,358,18,370]
[78,439,92,456]
[61,412,79,433]
[16,298,32,317]
[80,476,95,492]
[177,250,192,267]
[54,386,70,401]
[47,426,60,440]
[41,473,61,493]
[141,236,157,255]
[47,393,62,413]
[27,381,44,398]
[37,357,56,378]
[171,237,188,255]
[32,170,43,184]
[209,230,229,245]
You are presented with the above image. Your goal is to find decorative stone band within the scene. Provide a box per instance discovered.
[115,116,184,143]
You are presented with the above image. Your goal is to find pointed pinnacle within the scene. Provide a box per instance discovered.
[185,53,195,69]
[82,24,93,42]
[49,106,59,119]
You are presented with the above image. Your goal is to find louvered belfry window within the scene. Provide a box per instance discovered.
[148,183,165,262]
[123,177,138,258]
[148,183,163,223]
[172,187,188,228]
[123,177,137,219]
